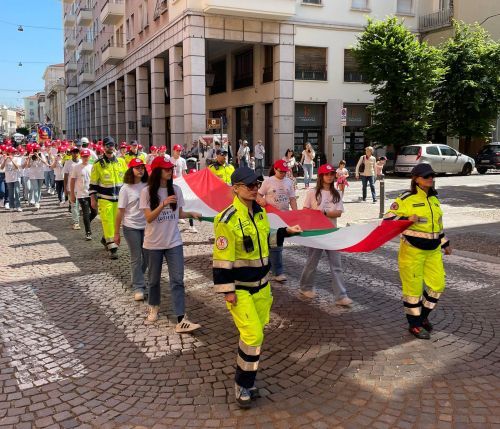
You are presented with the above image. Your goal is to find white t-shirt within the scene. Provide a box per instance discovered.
[70,163,93,198]
[303,188,344,227]
[4,156,21,183]
[28,156,47,180]
[118,182,148,229]
[139,185,185,250]
[63,159,81,191]
[171,156,187,178]
[336,167,348,178]
[302,149,315,165]
[259,175,296,211]
[52,159,64,181]
[238,146,250,162]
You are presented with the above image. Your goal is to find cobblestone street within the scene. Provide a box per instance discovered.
[1,174,500,429]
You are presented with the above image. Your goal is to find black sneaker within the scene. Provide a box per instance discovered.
[409,326,430,340]
[234,384,252,408]
[422,319,433,332]
[100,236,107,248]
[249,386,260,400]
[110,248,118,260]
[85,233,92,241]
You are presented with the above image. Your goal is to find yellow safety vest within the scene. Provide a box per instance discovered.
[209,162,235,185]
[124,152,146,166]
[213,196,284,293]
[89,156,127,202]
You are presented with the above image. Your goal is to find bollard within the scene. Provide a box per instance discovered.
[379,176,385,218]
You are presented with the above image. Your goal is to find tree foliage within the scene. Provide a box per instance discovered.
[432,21,500,147]
[353,17,444,149]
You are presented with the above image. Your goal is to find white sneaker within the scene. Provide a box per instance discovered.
[0,201,4,208]
[34,203,40,210]
[4,203,10,210]
[59,201,65,207]
[336,296,353,307]
[134,291,144,301]
[146,305,159,322]
[178,219,186,224]
[175,317,200,333]
[299,290,316,299]
[272,274,287,282]
[16,207,23,212]
[234,383,252,408]
[187,226,198,233]
[72,224,81,230]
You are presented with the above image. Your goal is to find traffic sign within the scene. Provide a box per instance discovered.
[207,118,221,129]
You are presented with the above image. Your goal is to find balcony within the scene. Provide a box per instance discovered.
[65,62,77,73]
[101,43,126,65]
[78,40,94,54]
[77,8,93,27]
[63,0,73,3]
[419,8,453,32]
[202,0,295,19]
[295,64,327,81]
[64,12,76,28]
[78,70,95,84]
[66,87,78,97]
[100,0,125,25]
[64,35,76,50]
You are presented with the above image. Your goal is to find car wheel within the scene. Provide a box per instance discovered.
[461,163,473,176]
[477,167,487,175]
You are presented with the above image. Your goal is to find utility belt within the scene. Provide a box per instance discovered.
[235,273,271,294]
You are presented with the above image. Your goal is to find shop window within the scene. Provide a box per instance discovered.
[210,59,227,95]
[397,0,413,14]
[262,46,273,83]
[344,50,367,83]
[233,49,253,90]
[295,46,327,81]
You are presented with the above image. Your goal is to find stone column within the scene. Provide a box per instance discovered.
[90,94,96,140]
[115,79,126,143]
[327,99,344,165]
[124,72,137,142]
[182,35,206,148]
[100,87,108,138]
[107,83,116,141]
[169,45,184,149]
[273,43,295,161]
[151,57,166,149]
[94,90,101,140]
[84,98,90,138]
[136,65,150,148]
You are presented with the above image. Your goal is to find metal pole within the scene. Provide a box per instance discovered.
[379,176,385,218]
[220,116,223,146]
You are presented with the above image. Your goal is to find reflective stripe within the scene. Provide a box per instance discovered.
[403,295,421,304]
[440,236,449,246]
[422,298,436,310]
[239,340,261,356]
[237,355,259,372]
[403,230,442,239]
[424,288,442,300]
[96,194,119,201]
[235,274,270,287]
[233,257,268,268]
[106,242,118,250]
[213,260,233,269]
[404,306,421,316]
[214,283,235,293]
[383,213,398,220]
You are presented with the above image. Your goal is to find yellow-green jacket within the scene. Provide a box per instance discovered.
[89,156,127,202]
[209,162,235,185]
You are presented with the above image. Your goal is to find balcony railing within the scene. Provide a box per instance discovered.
[344,70,367,83]
[65,62,77,73]
[64,12,76,28]
[77,7,93,27]
[419,8,453,32]
[203,0,296,19]
[100,0,125,25]
[64,36,76,50]
[101,42,126,65]
[295,64,327,81]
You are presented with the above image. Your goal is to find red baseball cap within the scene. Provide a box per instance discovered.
[128,158,145,169]
[173,144,183,151]
[318,164,335,175]
[149,145,157,152]
[138,144,143,150]
[120,142,128,149]
[80,149,91,157]
[273,159,290,172]
[159,145,166,151]
[151,156,174,170]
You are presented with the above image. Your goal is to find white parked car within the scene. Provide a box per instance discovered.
[394,143,475,176]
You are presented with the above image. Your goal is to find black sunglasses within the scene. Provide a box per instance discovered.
[237,182,262,190]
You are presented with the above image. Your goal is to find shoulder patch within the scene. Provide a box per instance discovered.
[390,202,399,210]
[220,206,236,223]
[216,236,228,250]
[399,191,412,200]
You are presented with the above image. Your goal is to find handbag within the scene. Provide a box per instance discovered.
[358,156,365,173]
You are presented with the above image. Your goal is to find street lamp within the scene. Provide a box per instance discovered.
[479,12,500,25]
[18,25,23,32]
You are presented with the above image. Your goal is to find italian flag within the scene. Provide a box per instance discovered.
[174,169,411,252]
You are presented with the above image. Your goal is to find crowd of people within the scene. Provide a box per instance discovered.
[0,136,450,408]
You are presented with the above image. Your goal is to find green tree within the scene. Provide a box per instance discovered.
[432,21,500,153]
[353,17,444,150]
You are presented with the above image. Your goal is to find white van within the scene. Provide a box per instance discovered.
[394,143,475,175]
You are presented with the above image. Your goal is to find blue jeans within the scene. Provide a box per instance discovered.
[255,158,264,176]
[30,178,44,204]
[361,175,376,201]
[0,172,6,204]
[240,157,248,168]
[71,199,80,225]
[269,247,284,276]
[122,226,148,293]
[6,181,21,209]
[147,245,185,316]
[303,164,313,186]
[21,177,31,202]
[299,248,347,299]
[44,170,55,190]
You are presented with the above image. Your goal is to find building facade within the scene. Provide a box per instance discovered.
[43,64,67,139]
[24,95,40,128]
[65,0,483,165]
[0,107,19,136]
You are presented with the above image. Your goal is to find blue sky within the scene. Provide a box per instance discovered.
[0,0,63,107]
